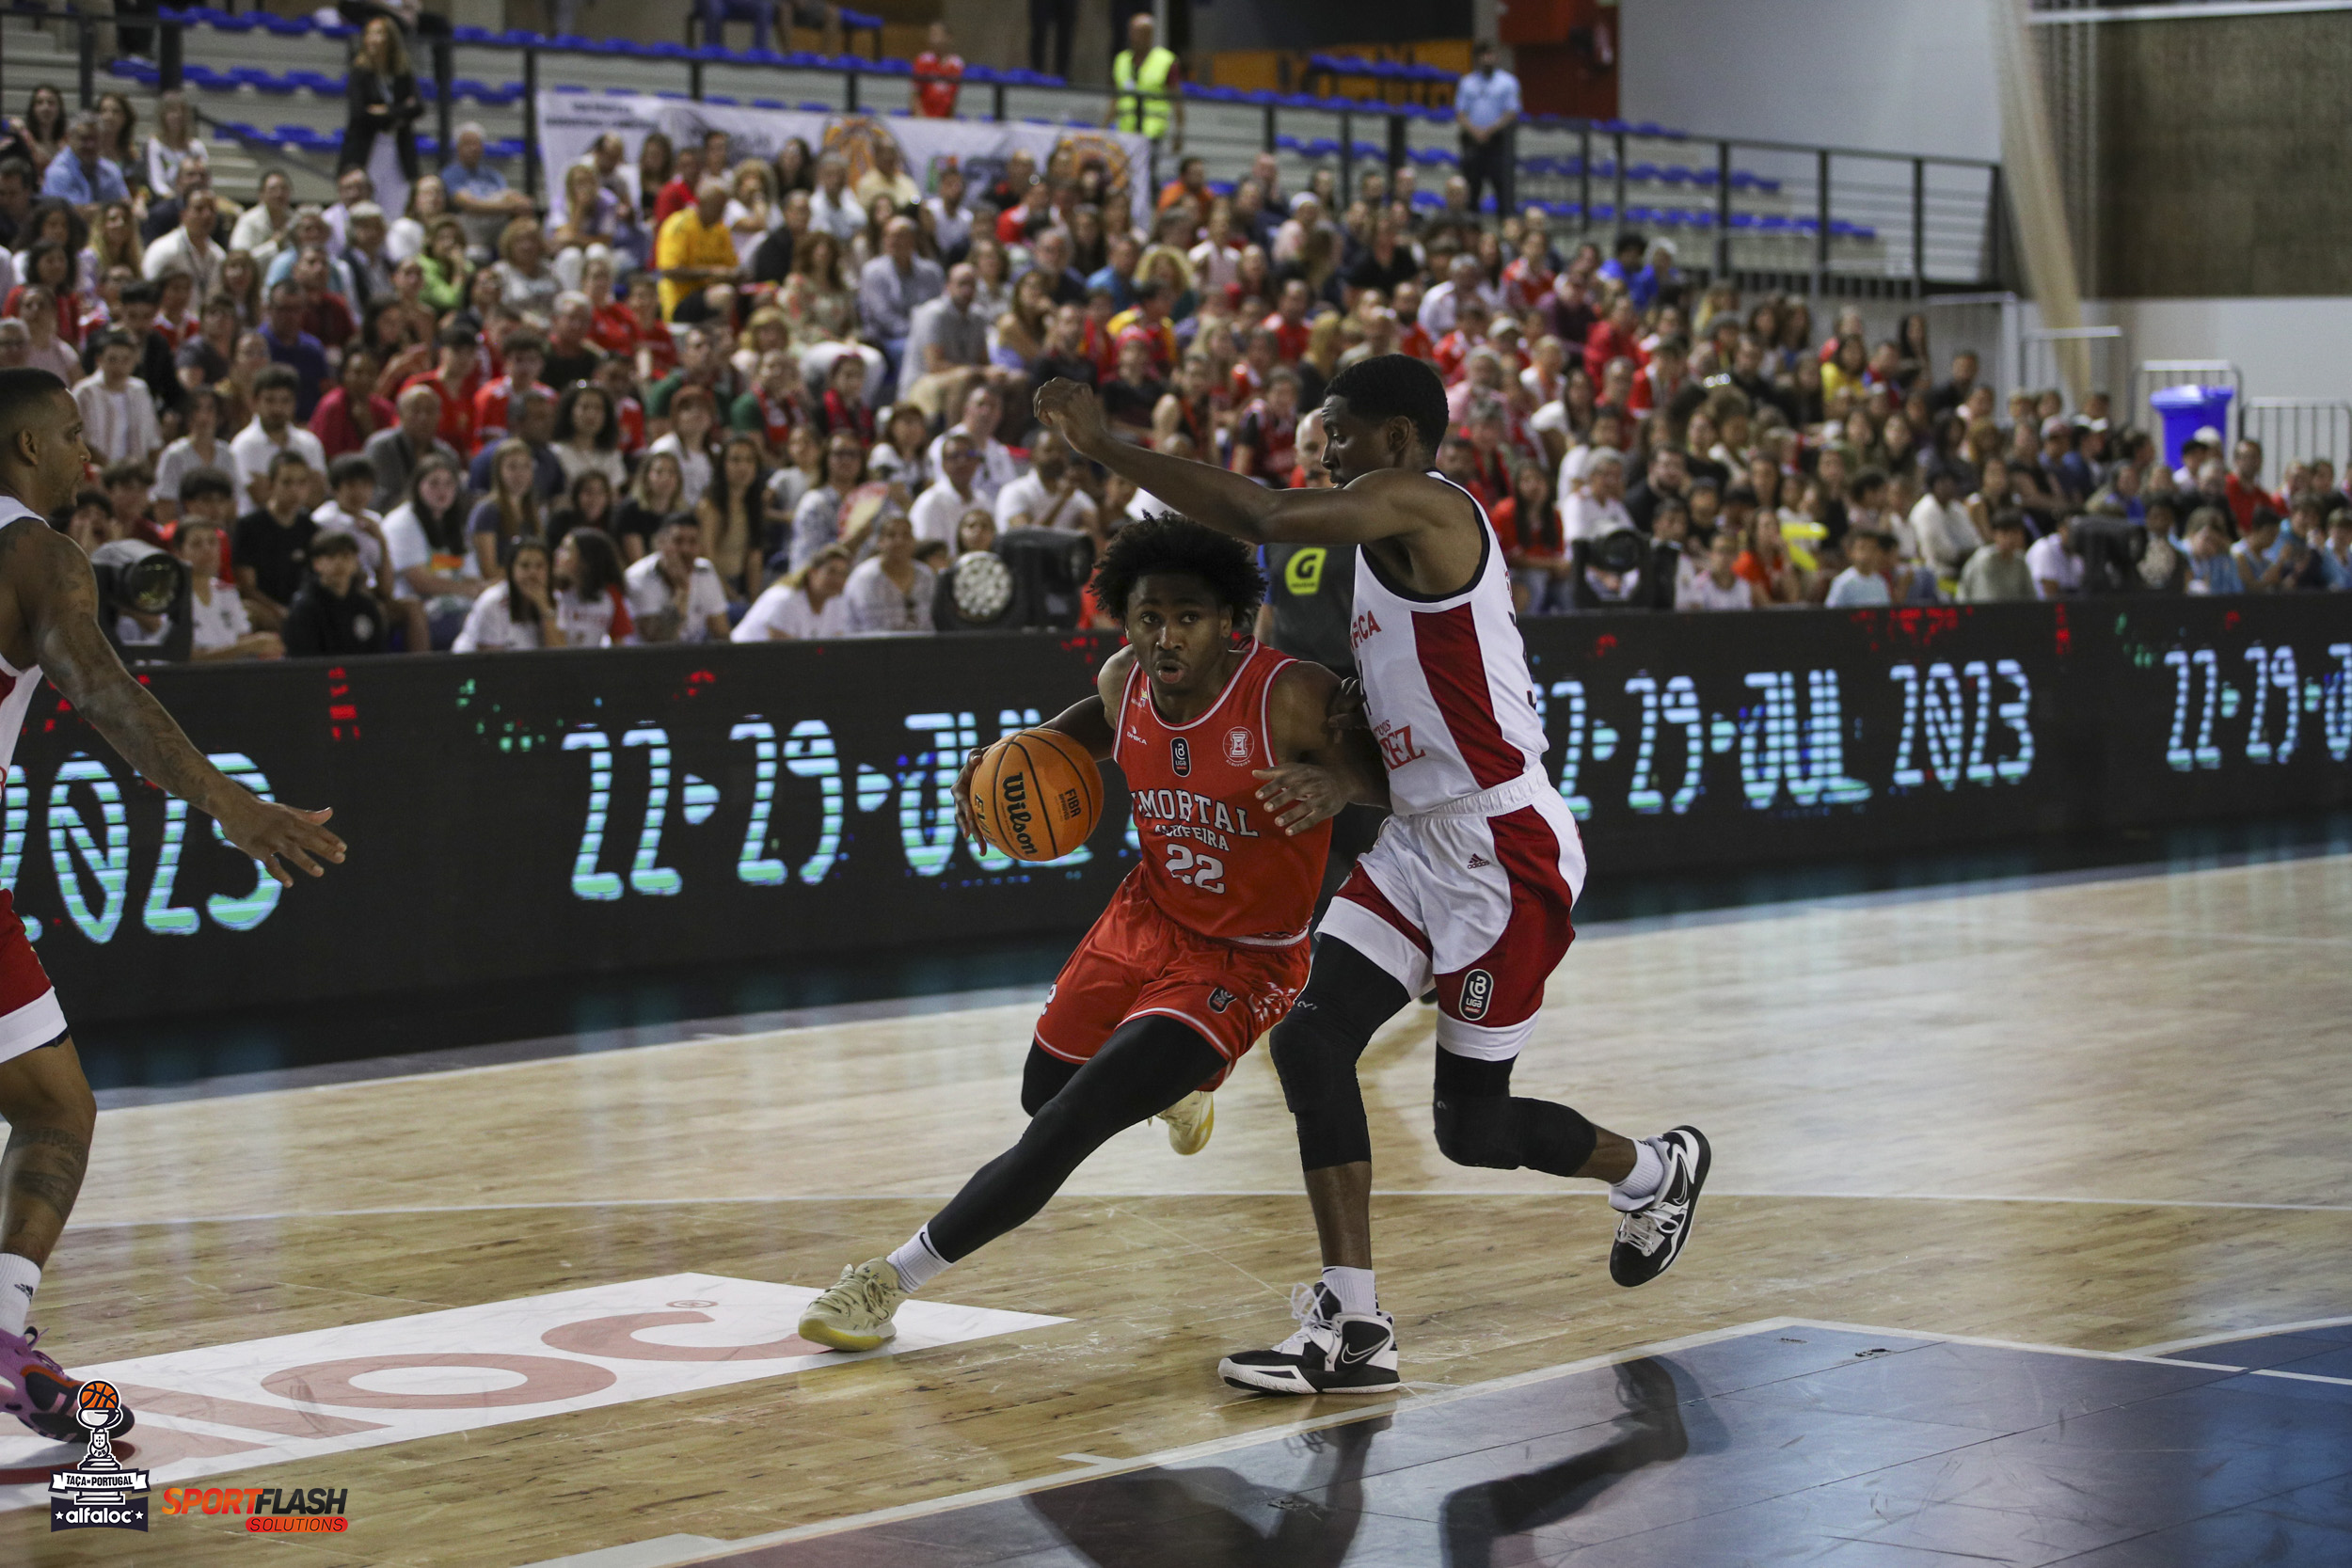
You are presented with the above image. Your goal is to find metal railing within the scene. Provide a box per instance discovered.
[2022,325,2127,404]
[0,4,2012,298]
[2240,399,2352,488]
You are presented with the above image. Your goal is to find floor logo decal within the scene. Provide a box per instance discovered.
[0,1274,1061,1512]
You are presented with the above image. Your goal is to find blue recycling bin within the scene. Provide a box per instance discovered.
[2149,384,2234,470]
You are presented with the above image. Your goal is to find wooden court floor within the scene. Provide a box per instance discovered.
[6,851,2351,1565]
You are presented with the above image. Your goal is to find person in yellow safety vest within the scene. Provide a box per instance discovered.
[1108,12,1184,147]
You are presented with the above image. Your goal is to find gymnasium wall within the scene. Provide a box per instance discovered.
[11,597,2349,1026]
[1616,0,2001,162]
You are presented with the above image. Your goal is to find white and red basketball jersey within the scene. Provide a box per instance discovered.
[0,499,46,788]
[1346,474,1549,815]
[1112,640,1329,947]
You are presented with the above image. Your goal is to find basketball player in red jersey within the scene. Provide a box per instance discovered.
[797,516,1387,1351]
[1039,356,1710,1396]
[0,369,346,1440]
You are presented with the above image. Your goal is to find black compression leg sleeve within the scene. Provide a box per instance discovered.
[1020,1042,1083,1116]
[927,1016,1223,1262]
[1431,1051,1598,1178]
[1269,936,1412,1172]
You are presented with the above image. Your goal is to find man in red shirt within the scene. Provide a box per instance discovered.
[911,22,963,118]
[1432,298,1490,384]
[1106,279,1177,378]
[1263,278,1313,363]
[1392,279,1435,362]
[471,332,546,455]
[2224,436,2280,531]
[401,325,481,455]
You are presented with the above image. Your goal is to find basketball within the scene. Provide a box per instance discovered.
[77,1382,119,1415]
[969,729,1102,862]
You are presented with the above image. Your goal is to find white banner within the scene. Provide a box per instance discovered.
[538,93,1157,234]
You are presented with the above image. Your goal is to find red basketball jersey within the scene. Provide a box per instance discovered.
[1113,640,1330,948]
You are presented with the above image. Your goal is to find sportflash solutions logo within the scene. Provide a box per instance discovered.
[48,1381,146,1531]
[161,1483,353,1533]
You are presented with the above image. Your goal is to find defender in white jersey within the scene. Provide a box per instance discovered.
[0,368,347,1445]
[1039,356,1710,1396]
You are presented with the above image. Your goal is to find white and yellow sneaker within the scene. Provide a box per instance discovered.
[797,1259,907,1352]
[1155,1090,1215,1156]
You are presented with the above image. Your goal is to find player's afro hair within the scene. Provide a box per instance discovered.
[1325,352,1451,461]
[1090,513,1266,623]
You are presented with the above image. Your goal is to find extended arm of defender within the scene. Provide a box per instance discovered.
[16,524,346,886]
[1255,660,1390,834]
[1036,379,1440,548]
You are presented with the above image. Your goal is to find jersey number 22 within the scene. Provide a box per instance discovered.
[1165,844,1225,894]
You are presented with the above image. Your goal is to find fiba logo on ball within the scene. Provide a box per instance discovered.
[50,1379,150,1533]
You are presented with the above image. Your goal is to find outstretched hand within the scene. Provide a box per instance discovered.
[215,797,346,888]
[1035,378,1112,458]
[1253,763,1352,836]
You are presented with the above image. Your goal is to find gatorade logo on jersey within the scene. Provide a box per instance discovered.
[1459,969,1494,1021]
[1170,736,1191,777]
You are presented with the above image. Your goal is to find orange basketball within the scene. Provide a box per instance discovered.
[77,1382,119,1414]
[969,728,1102,862]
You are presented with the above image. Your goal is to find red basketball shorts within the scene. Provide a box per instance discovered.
[1318,772,1586,1063]
[1035,874,1308,1092]
[0,890,67,1067]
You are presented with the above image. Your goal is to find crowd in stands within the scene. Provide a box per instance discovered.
[0,32,2346,662]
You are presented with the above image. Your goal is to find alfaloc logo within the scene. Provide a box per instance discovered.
[49,1381,146,1531]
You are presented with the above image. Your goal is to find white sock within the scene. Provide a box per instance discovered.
[1322,1265,1377,1317]
[1610,1138,1666,1212]
[0,1253,39,1338]
[885,1227,950,1294]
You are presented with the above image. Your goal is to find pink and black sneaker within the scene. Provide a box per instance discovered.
[0,1326,133,1444]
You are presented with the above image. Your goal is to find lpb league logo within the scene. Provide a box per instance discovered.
[50,1380,147,1531]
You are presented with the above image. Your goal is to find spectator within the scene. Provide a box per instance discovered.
[657,178,739,322]
[1677,527,1759,610]
[2231,507,2298,593]
[176,516,282,661]
[926,383,1019,504]
[153,384,231,517]
[230,364,326,507]
[1958,509,2035,602]
[792,431,873,568]
[1108,12,1183,148]
[1562,450,1632,541]
[1454,42,1520,217]
[910,431,985,546]
[843,513,934,634]
[854,143,921,214]
[1029,0,1075,79]
[469,437,546,577]
[912,24,966,119]
[490,219,560,326]
[443,122,533,256]
[925,166,973,263]
[310,346,397,460]
[808,157,865,247]
[453,535,563,652]
[72,328,160,465]
[649,384,721,510]
[901,261,987,420]
[1826,530,1895,608]
[381,451,482,643]
[551,382,627,492]
[1907,466,1979,586]
[282,529,389,657]
[260,279,329,419]
[626,515,731,642]
[2310,506,2352,590]
[736,543,853,641]
[2183,511,2239,594]
[857,215,945,380]
[696,433,772,602]
[2224,437,2280,531]
[365,383,455,513]
[342,15,422,225]
[140,187,221,301]
[1230,368,1299,485]
[43,114,128,213]
[2026,515,2085,599]
[995,429,1097,534]
[551,526,633,646]
[472,331,546,453]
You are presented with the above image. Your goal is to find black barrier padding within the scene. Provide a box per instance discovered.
[6,601,2348,1025]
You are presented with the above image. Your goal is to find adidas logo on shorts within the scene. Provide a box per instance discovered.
[1466,854,1491,868]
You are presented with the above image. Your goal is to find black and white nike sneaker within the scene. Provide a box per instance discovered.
[1218,1282,1401,1396]
[1609,1126,1711,1289]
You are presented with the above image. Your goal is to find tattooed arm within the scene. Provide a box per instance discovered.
[12,522,347,886]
